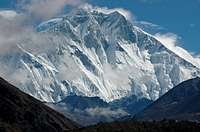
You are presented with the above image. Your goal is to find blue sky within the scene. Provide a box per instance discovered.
[0,0,200,53]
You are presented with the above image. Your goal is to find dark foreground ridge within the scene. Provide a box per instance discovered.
[0,77,78,132]
[135,77,200,121]
[71,120,200,132]
[1,76,200,132]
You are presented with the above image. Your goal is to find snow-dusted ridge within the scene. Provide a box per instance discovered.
[38,15,200,70]
[1,8,199,103]
[134,26,200,69]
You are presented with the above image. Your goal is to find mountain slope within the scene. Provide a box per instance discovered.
[72,120,200,132]
[110,95,153,115]
[58,95,109,110]
[135,77,200,121]
[48,95,128,126]
[0,77,78,132]
[47,95,152,126]
[0,8,199,103]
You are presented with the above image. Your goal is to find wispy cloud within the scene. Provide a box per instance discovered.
[136,21,164,30]
[155,33,200,68]
[155,33,180,48]
[135,21,166,34]
[0,0,85,54]
[22,0,83,21]
[0,12,59,54]
[85,107,128,118]
[0,10,18,20]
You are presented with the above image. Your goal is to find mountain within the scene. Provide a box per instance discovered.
[110,95,153,115]
[0,7,200,103]
[135,77,200,121]
[0,77,78,132]
[57,95,109,110]
[47,95,152,126]
[47,95,128,126]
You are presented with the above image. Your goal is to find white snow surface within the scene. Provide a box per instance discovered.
[1,9,199,102]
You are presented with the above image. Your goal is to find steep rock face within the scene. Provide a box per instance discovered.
[135,77,200,121]
[0,77,78,132]
[0,8,199,102]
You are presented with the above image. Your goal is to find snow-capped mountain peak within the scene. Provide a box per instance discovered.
[1,8,199,103]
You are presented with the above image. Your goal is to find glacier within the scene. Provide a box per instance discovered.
[0,8,199,103]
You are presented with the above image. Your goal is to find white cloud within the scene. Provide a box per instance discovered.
[103,64,132,89]
[85,107,128,118]
[135,21,166,34]
[19,0,83,21]
[0,13,24,54]
[137,21,164,30]
[0,14,60,54]
[57,54,82,81]
[0,0,84,54]
[155,33,200,68]
[155,33,178,48]
[0,10,18,20]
